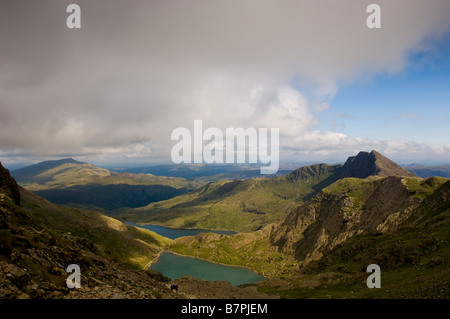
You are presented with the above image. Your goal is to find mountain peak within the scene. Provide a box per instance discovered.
[340,150,416,178]
[369,149,382,157]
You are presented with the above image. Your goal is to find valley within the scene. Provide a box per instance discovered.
[1,150,449,299]
[117,150,418,232]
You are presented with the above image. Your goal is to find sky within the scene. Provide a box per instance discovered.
[1,0,450,169]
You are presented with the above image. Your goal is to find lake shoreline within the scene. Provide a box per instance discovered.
[135,222,265,282]
[132,221,239,234]
[143,249,164,271]
[149,249,266,281]
[149,250,265,286]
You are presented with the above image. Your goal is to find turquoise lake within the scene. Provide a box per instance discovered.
[149,251,265,286]
[128,222,262,285]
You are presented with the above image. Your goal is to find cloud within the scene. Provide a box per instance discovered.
[1,0,450,164]
[282,130,450,163]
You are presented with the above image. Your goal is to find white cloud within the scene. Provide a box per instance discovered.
[282,130,450,163]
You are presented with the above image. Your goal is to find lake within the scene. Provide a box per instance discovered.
[150,251,265,286]
[126,222,237,239]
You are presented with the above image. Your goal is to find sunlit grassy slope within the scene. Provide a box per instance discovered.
[120,164,340,232]
[19,187,171,270]
[168,176,449,298]
[13,159,201,211]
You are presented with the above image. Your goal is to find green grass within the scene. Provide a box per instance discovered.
[168,229,299,277]
[258,189,450,298]
[404,176,448,199]
[122,164,340,232]
[17,161,202,212]
[19,162,200,193]
[21,163,111,191]
[166,176,449,299]
[19,189,171,270]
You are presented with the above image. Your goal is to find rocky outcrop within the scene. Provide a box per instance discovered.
[0,162,20,206]
[269,176,424,267]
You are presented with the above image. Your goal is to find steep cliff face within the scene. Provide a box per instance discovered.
[0,163,20,206]
[269,176,428,267]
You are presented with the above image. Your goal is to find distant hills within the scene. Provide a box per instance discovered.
[14,151,418,218]
[11,158,111,189]
[9,151,422,227]
[113,163,291,182]
[12,159,200,210]
[402,163,450,178]
[121,150,419,231]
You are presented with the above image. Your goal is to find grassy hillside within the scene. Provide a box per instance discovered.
[14,160,200,192]
[19,188,171,270]
[262,178,450,299]
[89,172,201,189]
[119,164,340,231]
[13,159,201,211]
[121,151,417,232]
[167,176,449,298]
[34,184,188,210]
[13,159,111,191]
[168,228,299,277]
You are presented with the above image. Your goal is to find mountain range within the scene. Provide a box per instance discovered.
[2,150,449,299]
[402,163,450,178]
[121,151,417,231]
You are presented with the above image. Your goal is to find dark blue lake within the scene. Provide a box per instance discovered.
[126,222,237,239]
[150,251,264,286]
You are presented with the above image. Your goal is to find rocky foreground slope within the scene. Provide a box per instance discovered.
[1,162,273,299]
[1,162,176,298]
